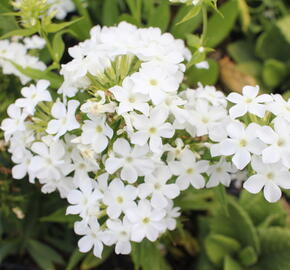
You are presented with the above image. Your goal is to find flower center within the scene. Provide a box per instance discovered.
[116,196,124,204]
[149,127,157,134]
[128,96,136,103]
[142,217,150,224]
[154,183,161,190]
[186,168,194,174]
[277,139,285,147]
[126,156,133,163]
[202,117,209,124]
[239,139,248,147]
[266,172,274,180]
[245,98,253,104]
[96,125,103,133]
[149,79,158,86]
[216,167,222,173]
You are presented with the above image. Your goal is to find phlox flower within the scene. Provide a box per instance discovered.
[243,156,290,202]
[227,85,272,119]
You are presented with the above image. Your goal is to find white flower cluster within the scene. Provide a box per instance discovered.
[1,22,289,258]
[0,38,46,84]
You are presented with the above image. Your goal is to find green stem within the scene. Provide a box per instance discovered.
[201,5,208,44]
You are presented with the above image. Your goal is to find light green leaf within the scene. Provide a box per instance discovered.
[171,5,202,39]
[45,17,83,33]
[10,62,63,89]
[52,31,65,63]
[176,5,202,25]
[224,256,243,270]
[238,246,258,267]
[206,0,239,48]
[276,15,290,45]
[0,27,37,40]
[238,0,250,32]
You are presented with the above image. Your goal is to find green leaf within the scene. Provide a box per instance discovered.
[175,189,216,211]
[102,0,120,26]
[176,5,202,25]
[238,0,250,32]
[224,256,243,270]
[239,191,287,228]
[80,247,112,270]
[72,0,93,33]
[211,198,260,253]
[276,15,290,44]
[52,31,65,63]
[45,17,84,33]
[131,240,172,270]
[256,25,290,62]
[237,61,263,78]
[262,59,287,88]
[40,207,79,224]
[0,240,19,263]
[0,3,19,35]
[0,27,37,40]
[238,246,257,267]
[186,58,219,85]
[249,228,290,270]
[215,184,229,216]
[206,0,239,48]
[171,5,202,39]
[26,239,64,270]
[227,40,257,63]
[10,62,63,89]
[205,234,241,265]
[148,1,170,32]
[66,249,85,270]
[117,14,139,26]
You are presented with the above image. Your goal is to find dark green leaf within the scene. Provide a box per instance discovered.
[66,249,85,270]
[80,247,112,270]
[205,234,241,265]
[262,59,287,88]
[224,256,243,270]
[238,246,257,266]
[102,0,120,26]
[206,0,239,48]
[148,1,170,32]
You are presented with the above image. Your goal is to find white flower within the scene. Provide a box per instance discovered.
[105,138,155,183]
[138,166,180,208]
[29,140,69,180]
[47,0,75,20]
[110,78,149,115]
[257,117,290,168]
[11,150,35,183]
[189,99,227,136]
[131,63,182,105]
[74,219,105,258]
[103,179,138,219]
[125,200,166,242]
[1,104,28,141]
[195,84,227,107]
[206,158,237,188]
[105,218,132,255]
[164,138,188,162]
[23,35,45,50]
[243,156,290,202]
[215,121,265,170]
[80,91,116,116]
[163,200,180,231]
[46,100,80,138]
[268,94,290,122]
[40,176,75,199]
[227,86,272,118]
[169,149,209,190]
[131,107,175,153]
[66,180,103,219]
[80,115,113,153]
[15,80,51,114]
